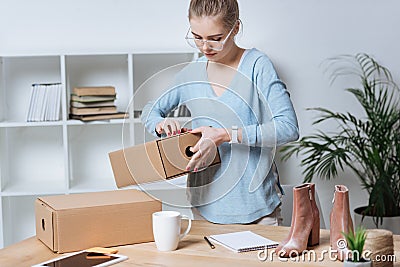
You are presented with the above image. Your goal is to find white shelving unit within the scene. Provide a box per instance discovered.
[0,51,197,248]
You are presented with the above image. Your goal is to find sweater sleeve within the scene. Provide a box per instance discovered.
[141,87,181,137]
[241,56,299,147]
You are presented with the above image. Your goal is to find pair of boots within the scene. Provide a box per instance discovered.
[275,184,353,261]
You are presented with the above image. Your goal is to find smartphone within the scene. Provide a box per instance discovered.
[31,250,128,267]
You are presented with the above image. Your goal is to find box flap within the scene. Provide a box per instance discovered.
[158,133,200,177]
[35,199,55,250]
[158,133,221,177]
[37,189,156,210]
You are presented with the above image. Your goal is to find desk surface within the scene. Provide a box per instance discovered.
[0,220,398,267]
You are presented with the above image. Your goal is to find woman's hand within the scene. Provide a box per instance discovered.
[186,126,229,172]
[156,118,182,136]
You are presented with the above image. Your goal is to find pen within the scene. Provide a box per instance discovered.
[204,236,215,249]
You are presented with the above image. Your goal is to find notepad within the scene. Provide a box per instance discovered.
[208,231,279,253]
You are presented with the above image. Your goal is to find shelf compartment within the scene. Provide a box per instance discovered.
[133,122,158,145]
[0,56,61,123]
[65,54,130,116]
[0,126,65,194]
[67,123,130,191]
[0,182,65,197]
[2,195,41,247]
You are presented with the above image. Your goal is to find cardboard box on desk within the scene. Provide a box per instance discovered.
[108,132,221,188]
[35,189,161,253]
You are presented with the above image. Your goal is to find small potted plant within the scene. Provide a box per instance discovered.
[342,227,371,266]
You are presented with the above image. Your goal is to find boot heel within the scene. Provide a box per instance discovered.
[307,222,320,247]
[276,183,320,257]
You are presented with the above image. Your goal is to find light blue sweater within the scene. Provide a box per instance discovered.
[142,48,299,224]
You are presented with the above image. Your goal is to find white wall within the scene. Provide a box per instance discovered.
[1,0,399,228]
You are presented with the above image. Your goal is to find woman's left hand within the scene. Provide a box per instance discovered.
[186,126,228,172]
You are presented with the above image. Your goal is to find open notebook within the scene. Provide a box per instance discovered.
[209,231,279,253]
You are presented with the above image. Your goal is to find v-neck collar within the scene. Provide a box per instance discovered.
[204,49,250,98]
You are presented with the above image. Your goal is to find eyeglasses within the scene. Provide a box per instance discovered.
[185,25,235,51]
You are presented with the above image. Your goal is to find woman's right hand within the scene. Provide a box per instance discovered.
[156,118,183,136]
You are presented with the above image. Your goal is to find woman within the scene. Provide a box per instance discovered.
[141,0,299,225]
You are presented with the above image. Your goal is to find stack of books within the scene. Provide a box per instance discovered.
[27,83,62,122]
[69,86,128,121]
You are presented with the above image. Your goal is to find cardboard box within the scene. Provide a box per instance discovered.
[108,132,221,188]
[35,189,161,253]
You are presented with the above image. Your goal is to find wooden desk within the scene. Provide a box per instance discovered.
[0,221,398,267]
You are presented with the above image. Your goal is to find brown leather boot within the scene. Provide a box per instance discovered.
[275,183,320,257]
[330,185,354,261]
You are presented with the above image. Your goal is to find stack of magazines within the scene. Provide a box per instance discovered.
[27,83,62,122]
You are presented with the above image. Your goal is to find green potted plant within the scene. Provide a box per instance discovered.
[281,53,400,233]
[342,227,371,266]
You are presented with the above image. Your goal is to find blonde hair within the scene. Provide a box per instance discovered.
[188,0,240,30]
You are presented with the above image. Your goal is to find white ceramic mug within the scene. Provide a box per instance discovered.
[152,211,192,251]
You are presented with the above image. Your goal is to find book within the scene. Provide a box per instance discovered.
[70,106,117,115]
[71,94,116,102]
[166,105,191,118]
[70,100,115,108]
[44,84,53,121]
[27,84,39,121]
[72,86,116,96]
[41,84,49,121]
[70,112,128,122]
[179,105,191,117]
[47,83,62,121]
[55,83,62,120]
[35,84,46,121]
[133,110,142,118]
[208,231,279,253]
